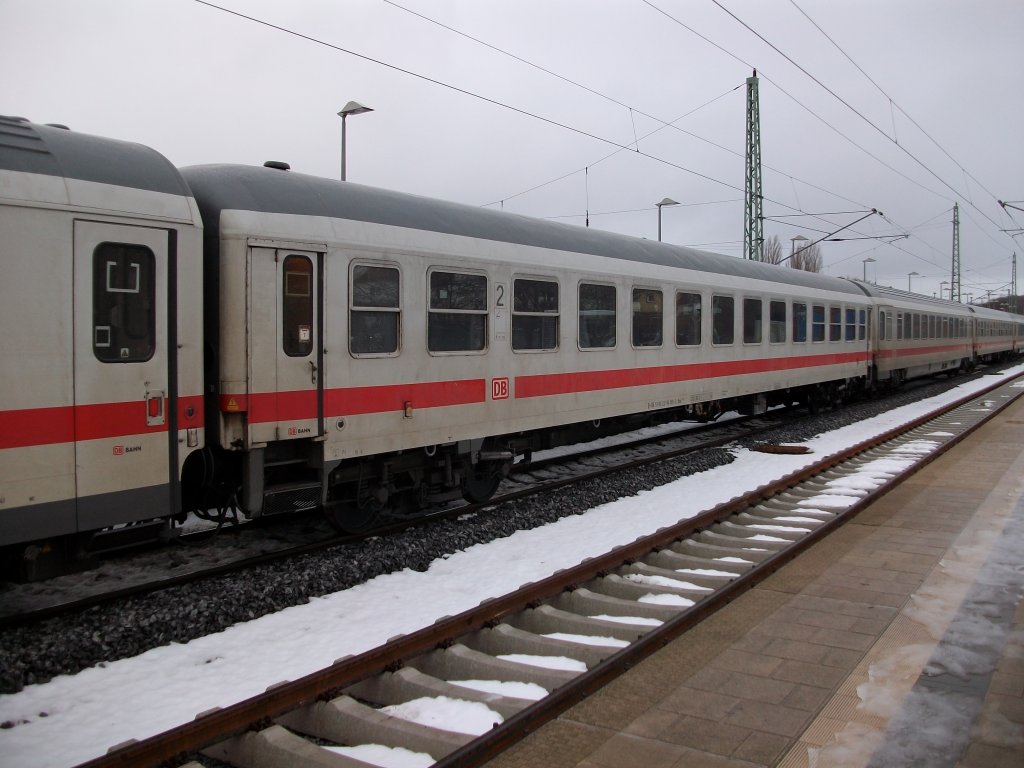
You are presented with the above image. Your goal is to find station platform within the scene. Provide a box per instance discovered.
[487,394,1024,768]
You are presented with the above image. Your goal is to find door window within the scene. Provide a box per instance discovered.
[282,255,314,357]
[93,242,155,363]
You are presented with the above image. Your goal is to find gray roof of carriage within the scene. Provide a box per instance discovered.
[0,116,192,197]
[181,163,866,296]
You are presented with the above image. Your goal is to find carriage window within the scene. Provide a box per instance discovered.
[93,242,155,363]
[712,295,734,345]
[769,300,786,343]
[632,288,663,347]
[879,310,887,341]
[812,305,825,342]
[859,309,867,340]
[743,298,762,344]
[912,313,921,339]
[350,264,400,355]
[928,315,936,339]
[845,308,856,341]
[579,283,616,348]
[513,278,559,351]
[793,302,808,342]
[829,306,841,341]
[676,292,702,346]
[282,255,314,357]
[428,270,487,353]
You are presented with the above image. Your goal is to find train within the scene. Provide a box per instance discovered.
[2,115,1022,578]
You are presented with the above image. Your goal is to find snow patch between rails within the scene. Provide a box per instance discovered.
[381,696,502,735]
[449,679,547,700]
[324,742,435,768]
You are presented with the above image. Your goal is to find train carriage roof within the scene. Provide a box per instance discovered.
[0,116,192,197]
[181,163,866,297]
[853,281,976,312]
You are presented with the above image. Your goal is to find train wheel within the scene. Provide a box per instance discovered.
[323,499,384,534]
[462,460,505,504]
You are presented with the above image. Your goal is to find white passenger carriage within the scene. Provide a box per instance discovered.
[0,117,204,573]
[862,283,975,385]
[969,305,1019,361]
[181,163,873,530]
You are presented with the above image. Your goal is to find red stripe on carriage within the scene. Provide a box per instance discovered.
[243,379,489,424]
[514,352,869,399]
[0,395,205,450]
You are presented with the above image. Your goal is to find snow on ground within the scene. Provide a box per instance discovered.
[1,365,1022,768]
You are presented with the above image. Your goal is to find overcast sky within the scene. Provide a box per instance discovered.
[3,0,1022,301]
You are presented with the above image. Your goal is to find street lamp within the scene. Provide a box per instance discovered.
[656,198,678,242]
[907,271,920,292]
[862,257,876,281]
[790,234,809,258]
[940,280,949,299]
[338,101,374,181]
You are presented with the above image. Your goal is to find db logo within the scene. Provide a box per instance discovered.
[288,427,298,436]
[491,377,510,400]
[112,445,125,456]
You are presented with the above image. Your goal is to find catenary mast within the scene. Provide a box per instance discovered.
[743,70,763,261]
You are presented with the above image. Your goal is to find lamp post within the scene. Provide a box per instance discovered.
[656,198,678,242]
[790,234,809,258]
[862,257,876,281]
[907,271,920,292]
[338,101,373,181]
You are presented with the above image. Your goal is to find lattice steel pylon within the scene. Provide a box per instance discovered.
[951,203,961,302]
[743,71,763,261]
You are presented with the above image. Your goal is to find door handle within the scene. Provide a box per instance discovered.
[309,360,318,384]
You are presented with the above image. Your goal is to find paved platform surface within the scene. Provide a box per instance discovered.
[487,393,1024,768]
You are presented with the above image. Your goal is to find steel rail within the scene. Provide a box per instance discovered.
[73,373,1022,768]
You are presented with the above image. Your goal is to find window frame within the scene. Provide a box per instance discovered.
[792,301,808,343]
[426,267,489,355]
[512,276,560,352]
[675,290,702,347]
[631,286,664,349]
[349,261,402,357]
[711,294,735,346]
[578,281,617,350]
[743,296,763,345]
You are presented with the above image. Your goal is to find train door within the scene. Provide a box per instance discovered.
[247,247,324,444]
[73,221,174,530]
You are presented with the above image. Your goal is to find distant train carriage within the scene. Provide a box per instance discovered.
[970,305,1018,361]
[861,283,975,385]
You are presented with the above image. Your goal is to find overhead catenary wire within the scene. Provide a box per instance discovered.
[788,0,1005,210]
[194,0,879,245]
[708,0,1011,242]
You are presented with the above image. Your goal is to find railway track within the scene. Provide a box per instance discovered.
[73,373,1024,768]
[0,408,791,629]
